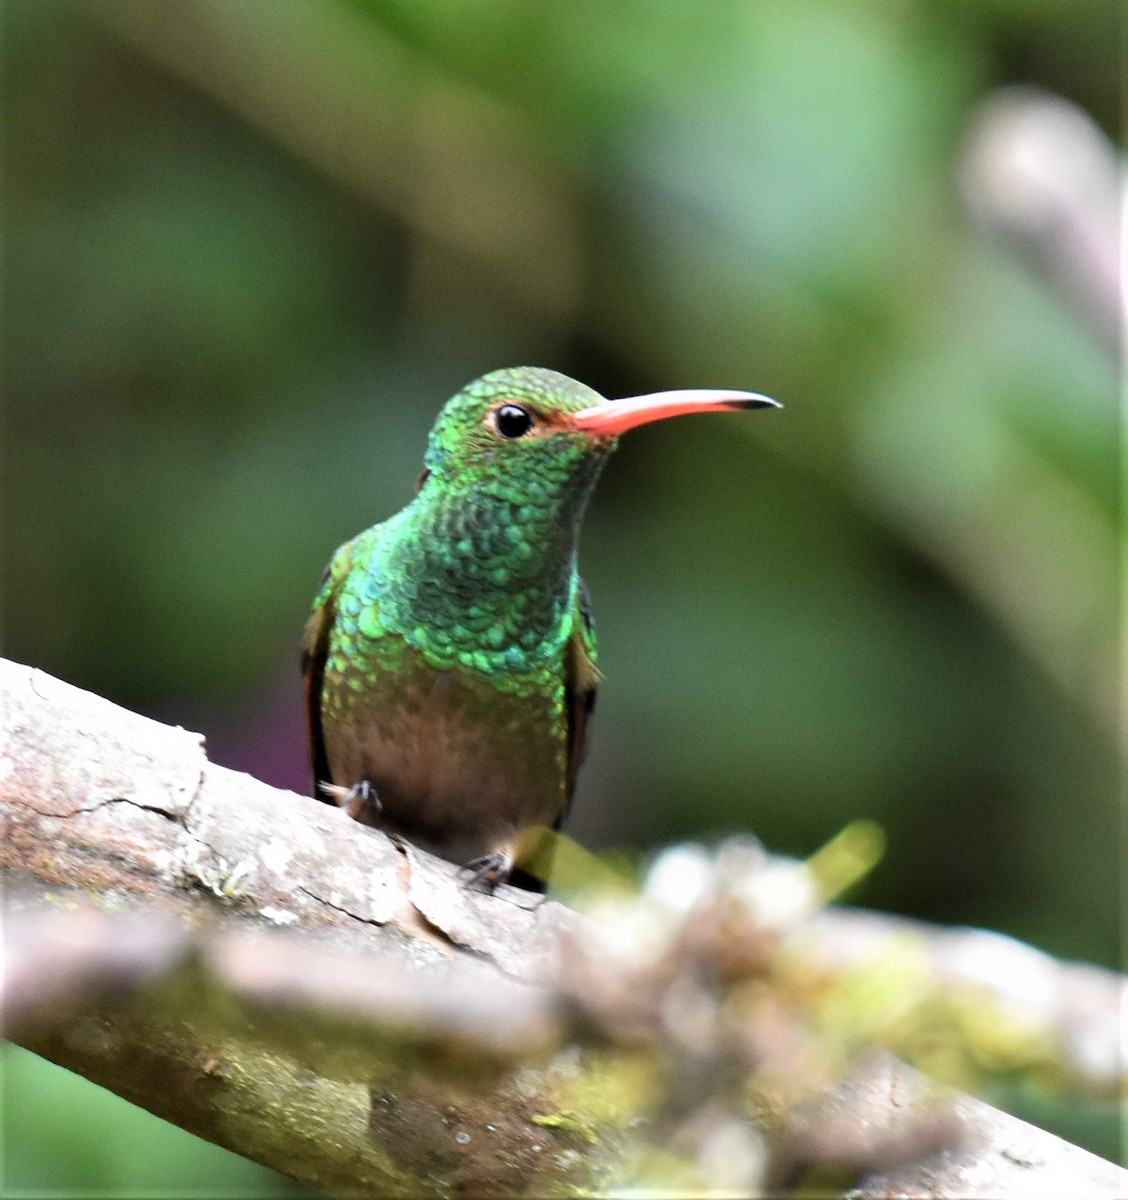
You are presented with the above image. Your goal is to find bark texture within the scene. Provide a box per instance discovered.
[2,657,1124,1197]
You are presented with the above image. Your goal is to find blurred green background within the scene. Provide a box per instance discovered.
[3,0,1120,1191]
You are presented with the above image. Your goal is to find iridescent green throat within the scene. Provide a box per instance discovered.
[351,439,612,677]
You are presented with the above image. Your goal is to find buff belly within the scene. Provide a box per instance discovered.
[320,645,569,866]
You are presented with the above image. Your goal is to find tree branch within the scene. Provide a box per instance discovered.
[961,86,1124,359]
[2,657,1124,1196]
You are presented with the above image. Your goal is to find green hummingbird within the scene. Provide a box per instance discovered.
[303,367,778,891]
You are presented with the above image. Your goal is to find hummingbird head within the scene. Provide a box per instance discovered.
[420,365,779,506]
[421,367,612,501]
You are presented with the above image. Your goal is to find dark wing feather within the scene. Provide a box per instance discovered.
[561,578,600,826]
[511,580,598,893]
[301,542,353,801]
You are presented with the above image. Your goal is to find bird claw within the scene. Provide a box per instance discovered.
[461,852,512,893]
[319,779,383,827]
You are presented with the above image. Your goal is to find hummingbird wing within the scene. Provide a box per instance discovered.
[301,537,357,799]
[562,578,600,817]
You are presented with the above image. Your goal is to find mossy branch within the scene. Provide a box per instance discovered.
[1,657,1124,1197]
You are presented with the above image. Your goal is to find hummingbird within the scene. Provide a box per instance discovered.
[303,367,778,891]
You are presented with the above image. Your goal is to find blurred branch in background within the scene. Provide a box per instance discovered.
[3,658,1125,1195]
[91,0,583,330]
[854,87,1120,742]
[962,87,1124,359]
[951,87,1122,741]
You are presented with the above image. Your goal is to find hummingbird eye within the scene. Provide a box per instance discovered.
[493,404,534,440]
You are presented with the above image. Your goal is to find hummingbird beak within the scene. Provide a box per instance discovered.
[569,388,780,437]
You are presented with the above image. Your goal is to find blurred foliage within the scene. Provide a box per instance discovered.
[2,0,1120,1188]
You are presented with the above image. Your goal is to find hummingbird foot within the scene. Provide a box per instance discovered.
[319,779,383,828]
[461,851,514,894]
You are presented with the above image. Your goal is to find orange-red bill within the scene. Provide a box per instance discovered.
[569,388,780,437]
